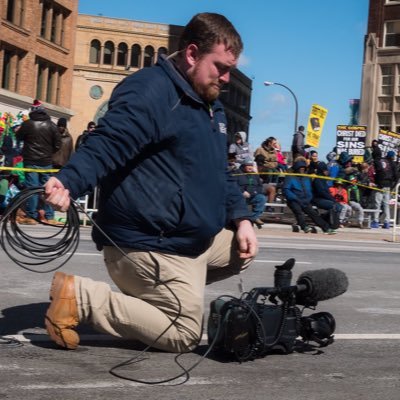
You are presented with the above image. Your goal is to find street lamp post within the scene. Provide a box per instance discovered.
[264,81,299,135]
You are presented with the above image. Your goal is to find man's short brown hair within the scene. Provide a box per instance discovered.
[178,13,243,58]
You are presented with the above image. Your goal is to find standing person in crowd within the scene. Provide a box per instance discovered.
[52,118,74,169]
[254,136,278,183]
[358,161,376,209]
[308,150,320,174]
[371,149,398,229]
[16,100,61,225]
[347,174,365,229]
[235,158,266,227]
[43,13,258,352]
[283,159,337,234]
[326,150,339,186]
[291,125,308,160]
[228,131,252,168]
[329,179,352,227]
[274,140,288,172]
[75,121,96,151]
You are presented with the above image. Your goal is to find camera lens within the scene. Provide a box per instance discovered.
[300,312,336,342]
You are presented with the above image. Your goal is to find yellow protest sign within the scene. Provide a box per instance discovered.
[306,104,328,148]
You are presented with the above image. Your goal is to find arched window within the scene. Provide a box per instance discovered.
[103,41,114,65]
[89,39,101,64]
[130,44,141,68]
[143,45,154,68]
[117,42,128,66]
[158,47,168,60]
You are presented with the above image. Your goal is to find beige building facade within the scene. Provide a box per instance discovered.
[0,0,77,119]
[359,0,400,141]
[70,14,183,137]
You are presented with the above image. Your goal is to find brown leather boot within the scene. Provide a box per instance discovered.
[45,272,80,349]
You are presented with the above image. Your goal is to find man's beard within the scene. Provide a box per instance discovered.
[190,65,221,102]
[194,82,221,102]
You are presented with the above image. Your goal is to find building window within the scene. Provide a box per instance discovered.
[6,0,24,26]
[378,113,392,131]
[36,58,64,105]
[40,0,68,46]
[1,46,22,91]
[103,41,114,65]
[385,21,400,47]
[130,44,141,68]
[143,45,154,68]
[2,50,12,90]
[89,39,101,64]
[381,65,394,95]
[395,113,400,133]
[117,43,128,66]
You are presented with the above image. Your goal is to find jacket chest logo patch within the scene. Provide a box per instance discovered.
[219,122,227,135]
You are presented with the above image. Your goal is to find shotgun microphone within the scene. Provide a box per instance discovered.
[296,268,349,306]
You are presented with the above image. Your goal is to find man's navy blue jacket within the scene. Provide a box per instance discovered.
[57,55,250,256]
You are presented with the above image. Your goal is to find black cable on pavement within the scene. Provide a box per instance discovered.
[0,186,80,273]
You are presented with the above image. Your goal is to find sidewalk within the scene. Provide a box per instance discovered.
[256,221,399,242]
[54,211,400,242]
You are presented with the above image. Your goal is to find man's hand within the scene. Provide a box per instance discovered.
[242,191,250,199]
[44,177,71,212]
[235,219,258,259]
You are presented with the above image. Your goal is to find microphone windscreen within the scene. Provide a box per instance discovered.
[296,268,349,305]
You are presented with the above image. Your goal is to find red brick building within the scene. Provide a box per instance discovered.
[0,0,78,119]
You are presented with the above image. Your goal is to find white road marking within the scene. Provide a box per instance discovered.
[253,259,312,264]
[4,333,400,344]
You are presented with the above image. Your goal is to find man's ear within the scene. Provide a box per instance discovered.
[185,44,200,67]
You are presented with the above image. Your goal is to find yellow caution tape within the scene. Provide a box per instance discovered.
[0,166,60,173]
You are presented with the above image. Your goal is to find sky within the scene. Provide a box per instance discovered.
[78,0,369,159]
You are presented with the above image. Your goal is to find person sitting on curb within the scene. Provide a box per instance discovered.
[283,159,337,234]
[347,174,365,229]
[329,179,352,228]
[235,158,266,227]
[311,161,342,230]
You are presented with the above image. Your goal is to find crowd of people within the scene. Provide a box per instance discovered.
[229,128,400,233]
[0,102,95,220]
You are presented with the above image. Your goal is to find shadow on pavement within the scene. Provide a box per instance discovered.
[0,302,148,350]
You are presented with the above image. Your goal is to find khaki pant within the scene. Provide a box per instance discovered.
[74,228,253,352]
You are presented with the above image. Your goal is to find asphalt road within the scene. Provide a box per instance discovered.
[0,224,399,399]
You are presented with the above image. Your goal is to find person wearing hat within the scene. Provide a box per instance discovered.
[52,117,74,169]
[235,157,266,227]
[16,99,61,225]
[371,149,399,228]
[283,160,337,234]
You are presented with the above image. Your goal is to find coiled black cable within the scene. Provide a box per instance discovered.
[0,187,80,273]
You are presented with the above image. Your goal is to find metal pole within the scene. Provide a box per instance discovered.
[264,81,299,135]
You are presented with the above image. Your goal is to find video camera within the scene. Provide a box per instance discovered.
[207,258,348,362]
